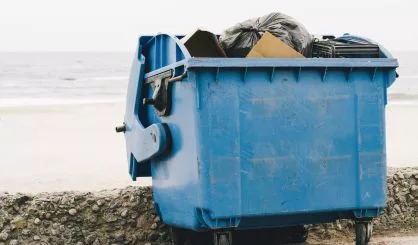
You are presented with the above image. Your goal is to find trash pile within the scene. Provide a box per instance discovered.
[181,12,380,59]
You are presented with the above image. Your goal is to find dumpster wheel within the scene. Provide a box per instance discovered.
[170,226,213,245]
[355,221,373,245]
[214,232,232,245]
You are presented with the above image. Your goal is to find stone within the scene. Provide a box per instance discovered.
[34,218,41,225]
[92,239,101,245]
[76,242,83,245]
[22,229,30,236]
[9,215,25,227]
[397,173,405,180]
[154,216,161,223]
[148,231,159,241]
[59,225,65,232]
[68,209,77,216]
[411,185,418,197]
[85,234,97,244]
[394,204,402,214]
[151,223,158,230]
[92,205,99,212]
[9,240,18,245]
[33,235,40,241]
[0,232,8,241]
[120,209,128,218]
[52,223,59,230]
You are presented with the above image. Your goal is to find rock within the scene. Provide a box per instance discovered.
[151,223,158,230]
[85,233,97,244]
[59,225,65,232]
[154,216,161,223]
[68,209,77,216]
[120,209,128,218]
[10,216,26,230]
[394,203,402,214]
[34,218,41,225]
[397,173,405,180]
[411,185,418,197]
[0,232,8,241]
[33,235,40,241]
[92,238,101,245]
[92,205,99,212]
[22,229,30,236]
[76,242,83,245]
[148,231,159,241]
[9,239,18,245]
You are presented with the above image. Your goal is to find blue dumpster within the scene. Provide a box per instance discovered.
[117,34,398,245]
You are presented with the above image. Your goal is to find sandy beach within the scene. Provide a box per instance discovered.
[0,101,151,193]
[0,100,417,193]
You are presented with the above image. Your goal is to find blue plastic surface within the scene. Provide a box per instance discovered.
[122,34,398,231]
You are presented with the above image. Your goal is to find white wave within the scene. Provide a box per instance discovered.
[74,76,129,82]
[0,97,125,108]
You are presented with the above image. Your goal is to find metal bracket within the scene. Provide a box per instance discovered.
[143,70,187,116]
[143,70,173,116]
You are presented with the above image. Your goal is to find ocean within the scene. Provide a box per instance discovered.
[0,52,131,107]
[0,51,417,108]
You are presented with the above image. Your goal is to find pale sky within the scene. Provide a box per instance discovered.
[0,0,415,52]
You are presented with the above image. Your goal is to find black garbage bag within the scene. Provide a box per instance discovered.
[219,12,312,57]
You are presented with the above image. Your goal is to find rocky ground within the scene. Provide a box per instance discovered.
[0,168,417,245]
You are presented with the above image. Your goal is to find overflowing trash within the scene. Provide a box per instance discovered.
[180,12,380,59]
[311,36,380,58]
[219,12,312,57]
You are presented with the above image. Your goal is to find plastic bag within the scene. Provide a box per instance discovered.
[219,12,312,57]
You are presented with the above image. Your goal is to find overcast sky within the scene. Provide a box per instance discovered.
[0,0,415,52]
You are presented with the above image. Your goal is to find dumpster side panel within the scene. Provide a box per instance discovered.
[194,67,388,224]
[146,77,202,229]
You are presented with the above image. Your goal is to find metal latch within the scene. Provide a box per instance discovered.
[142,70,186,116]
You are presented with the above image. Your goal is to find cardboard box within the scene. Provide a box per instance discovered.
[181,29,227,58]
[246,32,304,58]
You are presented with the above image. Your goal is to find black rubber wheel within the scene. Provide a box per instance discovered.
[355,223,368,245]
[170,226,213,245]
[170,227,190,245]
